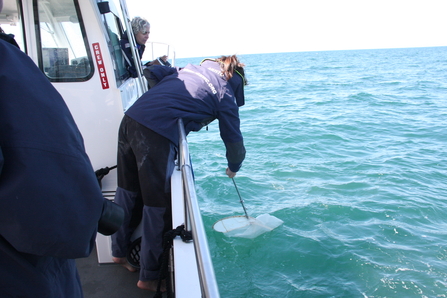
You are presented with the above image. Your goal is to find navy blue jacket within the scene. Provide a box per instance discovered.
[126,60,246,172]
[120,32,145,78]
[0,39,104,297]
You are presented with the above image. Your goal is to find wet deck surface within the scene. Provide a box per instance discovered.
[76,246,166,298]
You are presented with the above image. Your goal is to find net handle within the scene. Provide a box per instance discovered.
[232,178,249,219]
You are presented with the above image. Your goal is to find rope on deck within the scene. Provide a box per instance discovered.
[154,224,192,298]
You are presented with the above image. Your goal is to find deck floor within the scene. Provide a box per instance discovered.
[76,246,166,298]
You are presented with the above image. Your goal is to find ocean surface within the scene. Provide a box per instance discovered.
[176,47,447,298]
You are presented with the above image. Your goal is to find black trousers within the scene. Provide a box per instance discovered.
[117,115,174,208]
[112,115,175,280]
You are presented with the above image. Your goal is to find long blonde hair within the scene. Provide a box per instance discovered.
[216,55,247,84]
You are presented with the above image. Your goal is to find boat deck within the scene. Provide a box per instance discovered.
[76,246,166,298]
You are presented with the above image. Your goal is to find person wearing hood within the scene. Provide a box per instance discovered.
[111,55,247,291]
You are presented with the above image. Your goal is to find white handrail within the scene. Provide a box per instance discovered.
[146,41,176,66]
[177,119,220,298]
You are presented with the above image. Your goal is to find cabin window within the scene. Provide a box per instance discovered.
[0,0,26,52]
[34,0,93,82]
[99,1,129,86]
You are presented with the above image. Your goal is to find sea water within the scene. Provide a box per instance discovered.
[176,47,447,298]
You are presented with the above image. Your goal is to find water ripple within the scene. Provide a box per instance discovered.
[182,47,447,297]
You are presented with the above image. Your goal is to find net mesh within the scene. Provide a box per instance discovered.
[213,214,283,239]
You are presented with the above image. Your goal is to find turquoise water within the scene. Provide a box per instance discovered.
[177,47,447,298]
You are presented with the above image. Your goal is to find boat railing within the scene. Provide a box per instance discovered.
[177,119,220,298]
[143,41,176,66]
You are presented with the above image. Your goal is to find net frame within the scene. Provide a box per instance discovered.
[212,215,256,233]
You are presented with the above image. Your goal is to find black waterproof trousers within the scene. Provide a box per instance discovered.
[111,115,175,281]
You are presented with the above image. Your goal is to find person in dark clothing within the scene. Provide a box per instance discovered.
[121,16,170,78]
[120,16,150,78]
[0,1,120,295]
[111,55,247,291]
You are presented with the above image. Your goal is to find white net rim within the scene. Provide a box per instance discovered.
[212,215,256,233]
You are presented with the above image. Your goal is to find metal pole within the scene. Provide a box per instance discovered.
[232,178,249,219]
[177,119,220,298]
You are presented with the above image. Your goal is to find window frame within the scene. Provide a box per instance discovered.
[33,0,94,82]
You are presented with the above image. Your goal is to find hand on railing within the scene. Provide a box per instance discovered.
[226,168,236,178]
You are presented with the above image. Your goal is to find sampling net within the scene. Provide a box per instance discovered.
[213,213,283,239]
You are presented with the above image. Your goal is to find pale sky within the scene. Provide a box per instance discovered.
[125,0,447,58]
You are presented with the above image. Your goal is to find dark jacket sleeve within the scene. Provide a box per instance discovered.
[0,39,104,259]
[120,35,141,78]
[218,95,246,172]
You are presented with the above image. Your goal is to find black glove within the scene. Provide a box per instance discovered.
[97,199,124,235]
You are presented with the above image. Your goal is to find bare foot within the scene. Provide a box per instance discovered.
[112,257,137,272]
[137,279,166,292]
